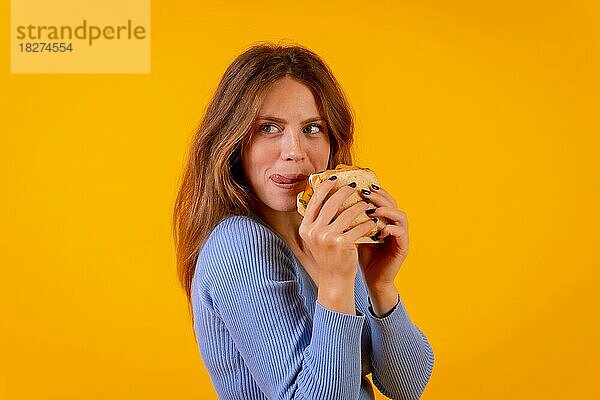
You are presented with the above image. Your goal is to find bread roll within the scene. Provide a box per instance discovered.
[297,164,387,244]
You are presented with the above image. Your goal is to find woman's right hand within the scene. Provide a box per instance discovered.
[298,177,378,281]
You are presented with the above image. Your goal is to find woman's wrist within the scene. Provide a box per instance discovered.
[317,276,356,315]
[367,284,400,318]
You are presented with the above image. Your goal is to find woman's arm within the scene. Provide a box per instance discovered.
[365,289,435,400]
[195,216,365,400]
[354,184,435,399]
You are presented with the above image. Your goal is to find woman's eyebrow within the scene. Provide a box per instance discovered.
[257,115,325,124]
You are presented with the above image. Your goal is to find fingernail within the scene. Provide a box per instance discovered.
[362,198,371,204]
[371,184,379,190]
[366,208,376,215]
[371,217,378,223]
[329,175,337,181]
[361,189,371,195]
[348,182,357,188]
[371,234,381,241]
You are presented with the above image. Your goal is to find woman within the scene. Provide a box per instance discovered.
[173,42,434,400]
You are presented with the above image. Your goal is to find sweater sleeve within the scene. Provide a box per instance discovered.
[199,216,366,400]
[365,294,435,400]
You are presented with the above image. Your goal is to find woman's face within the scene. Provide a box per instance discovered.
[241,77,331,213]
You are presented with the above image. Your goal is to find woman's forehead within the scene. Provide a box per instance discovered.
[259,78,319,107]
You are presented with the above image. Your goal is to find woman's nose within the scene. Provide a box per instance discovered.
[281,130,307,161]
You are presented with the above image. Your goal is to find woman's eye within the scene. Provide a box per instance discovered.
[303,123,323,134]
[259,124,278,134]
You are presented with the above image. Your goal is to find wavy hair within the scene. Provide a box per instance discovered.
[172,41,357,326]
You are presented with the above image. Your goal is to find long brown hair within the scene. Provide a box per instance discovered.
[173,41,357,324]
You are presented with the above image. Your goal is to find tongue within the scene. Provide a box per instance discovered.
[272,175,298,184]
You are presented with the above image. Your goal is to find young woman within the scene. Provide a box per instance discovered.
[173,42,434,400]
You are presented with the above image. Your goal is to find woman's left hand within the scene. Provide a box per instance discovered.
[357,184,409,292]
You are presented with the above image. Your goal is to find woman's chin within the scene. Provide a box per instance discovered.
[262,199,298,213]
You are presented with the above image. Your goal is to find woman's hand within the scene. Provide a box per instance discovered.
[298,177,378,281]
[357,184,409,293]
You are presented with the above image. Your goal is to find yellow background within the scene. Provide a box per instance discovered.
[1,1,598,399]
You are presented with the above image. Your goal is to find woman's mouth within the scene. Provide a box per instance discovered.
[270,174,307,189]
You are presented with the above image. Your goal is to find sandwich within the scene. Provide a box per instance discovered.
[297,164,388,244]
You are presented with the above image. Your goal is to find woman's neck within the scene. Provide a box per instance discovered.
[253,203,305,251]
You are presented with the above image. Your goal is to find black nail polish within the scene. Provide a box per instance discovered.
[361,189,371,195]
[366,208,376,215]
[362,198,371,204]
[328,175,337,181]
[371,217,378,223]
[348,182,357,188]
[371,184,379,190]
[371,234,381,241]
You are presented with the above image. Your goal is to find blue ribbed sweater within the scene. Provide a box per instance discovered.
[191,213,434,400]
